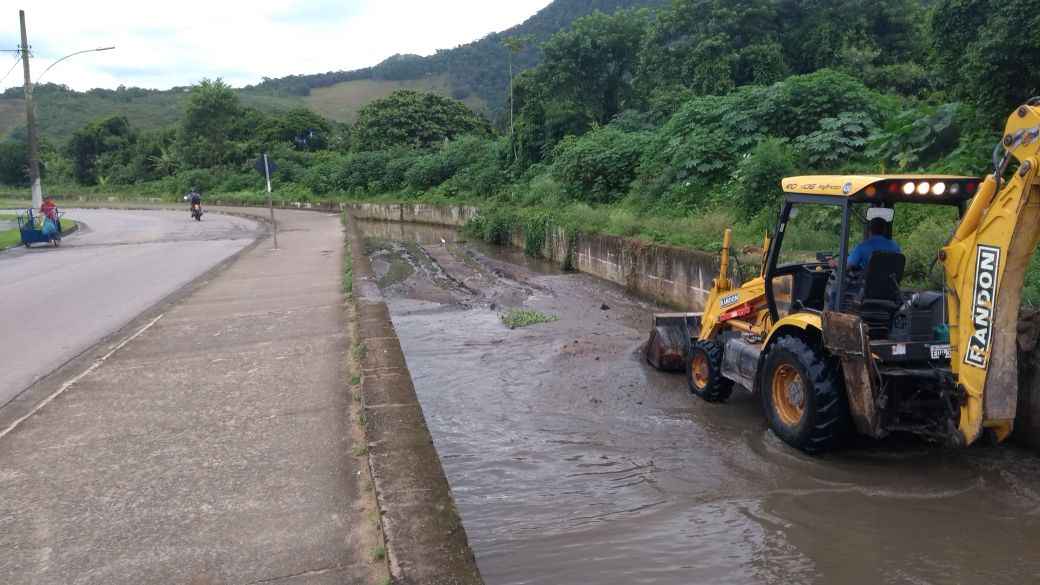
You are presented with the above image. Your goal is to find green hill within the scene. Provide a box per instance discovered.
[305,74,489,124]
[0,0,665,142]
[251,0,668,117]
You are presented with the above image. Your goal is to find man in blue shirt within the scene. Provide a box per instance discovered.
[848,215,901,270]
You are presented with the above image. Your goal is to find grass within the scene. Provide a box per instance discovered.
[370,545,386,561]
[352,444,369,457]
[0,227,20,250]
[343,244,354,294]
[500,308,558,329]
[353,342,367,361]
[305,74,488,123]
[351,374,362,385]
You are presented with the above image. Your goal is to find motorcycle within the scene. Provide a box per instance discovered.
[191,202,203,221]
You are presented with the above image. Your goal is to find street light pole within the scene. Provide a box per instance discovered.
[19,10,42,209]
[17,10,114,210]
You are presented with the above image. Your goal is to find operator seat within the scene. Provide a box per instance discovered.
[848,251,906,336]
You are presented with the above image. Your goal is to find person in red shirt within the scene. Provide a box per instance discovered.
[39,197,60,239]
[40,197,58,221]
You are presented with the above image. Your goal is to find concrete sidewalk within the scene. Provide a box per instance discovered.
[0,210,385,584]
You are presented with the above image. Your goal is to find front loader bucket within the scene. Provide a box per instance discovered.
[645,313,700,372]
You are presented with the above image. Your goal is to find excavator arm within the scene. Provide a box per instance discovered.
[942,100,1040,445]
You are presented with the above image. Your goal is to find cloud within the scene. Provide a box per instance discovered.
[2,0,552,91]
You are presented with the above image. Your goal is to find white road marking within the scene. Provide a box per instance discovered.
[0,314,164,441]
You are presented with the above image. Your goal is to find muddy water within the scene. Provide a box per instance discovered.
[358,219,1040,585]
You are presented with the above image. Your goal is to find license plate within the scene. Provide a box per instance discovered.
[930,344,952,360]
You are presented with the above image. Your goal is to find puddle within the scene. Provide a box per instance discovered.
[358,219,1040,585]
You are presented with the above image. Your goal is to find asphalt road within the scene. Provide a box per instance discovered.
[0,208,260,407]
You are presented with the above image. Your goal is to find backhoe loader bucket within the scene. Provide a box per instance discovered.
[645,313,700,372]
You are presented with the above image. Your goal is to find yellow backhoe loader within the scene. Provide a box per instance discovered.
[682,99,1040,453]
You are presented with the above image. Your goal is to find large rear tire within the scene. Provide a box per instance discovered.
[686,340,733,403]
[760,335,849,454]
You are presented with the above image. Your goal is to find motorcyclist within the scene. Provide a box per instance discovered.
[186,187,203,219]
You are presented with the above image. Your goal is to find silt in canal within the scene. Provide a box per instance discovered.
[359,219,1040,585]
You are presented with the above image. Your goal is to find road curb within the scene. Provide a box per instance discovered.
[346,210,485,585]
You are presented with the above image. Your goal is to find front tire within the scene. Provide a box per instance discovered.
[760,335,849,454]
[686,340,733,403]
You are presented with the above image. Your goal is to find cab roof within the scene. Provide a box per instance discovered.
[781,174,981,203]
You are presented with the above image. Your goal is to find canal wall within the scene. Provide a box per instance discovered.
[348,202,1040,452]
[349,203,721,311]
[346,211,484,585]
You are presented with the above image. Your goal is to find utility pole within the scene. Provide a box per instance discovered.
[263,153,278,250]
[19,10,43,209]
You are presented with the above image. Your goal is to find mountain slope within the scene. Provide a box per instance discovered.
[0,0,666,141]
[248,0,668,118]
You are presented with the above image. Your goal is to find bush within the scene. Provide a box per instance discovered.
[339,151,397,193]
[441,137,511,198]
[769,70,884,138]
[550,126,651,204]
[404,136,504,194]
[868,103,963,171]
[301,152,348,195]
[794,112,877,169]
[404,153,452,190]
[218,169,263,192]
[902,216,954,289]
[464,206,519,245]
[735,138,796,218]
[634,87,767,209]
[174,168,222,193]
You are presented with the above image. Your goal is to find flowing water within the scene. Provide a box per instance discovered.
[358,219,1040,585]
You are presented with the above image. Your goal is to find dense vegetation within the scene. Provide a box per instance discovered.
[3,0,1040,297]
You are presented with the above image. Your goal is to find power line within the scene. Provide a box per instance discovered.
[0,54,21,86]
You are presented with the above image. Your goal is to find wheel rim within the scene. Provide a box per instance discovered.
[771,364,805,426]
[691,351,710,389]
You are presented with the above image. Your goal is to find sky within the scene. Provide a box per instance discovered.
[0,0,553,92]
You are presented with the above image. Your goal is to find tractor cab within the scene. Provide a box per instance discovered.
[765,175,981,342]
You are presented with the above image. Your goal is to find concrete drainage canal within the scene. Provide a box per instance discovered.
[357,219,1040,585]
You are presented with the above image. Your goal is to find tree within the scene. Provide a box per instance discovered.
[931,0,1040,122]
[510,9,649,165]
[503,35,534,161]
[637,0,785,96]
[177,78,242,168]
[0,141,29,186]
[538,10,648,124]
[352,90,492,151]
[256,108,333,151]
[66,115,135,184]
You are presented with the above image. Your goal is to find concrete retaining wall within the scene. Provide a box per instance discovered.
[350,203,480,228]
[353,203,720,310]
[347,212,483,585]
